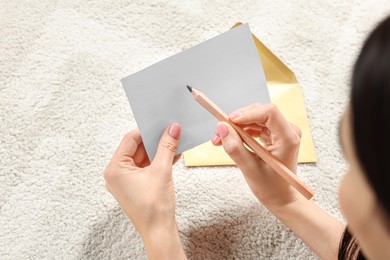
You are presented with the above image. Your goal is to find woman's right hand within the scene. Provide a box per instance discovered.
[212,103,303,209]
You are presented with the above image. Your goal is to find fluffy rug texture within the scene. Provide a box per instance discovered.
[1,1,389,259]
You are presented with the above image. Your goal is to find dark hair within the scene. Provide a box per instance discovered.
[339,15,390,259]
[351,15,390,228]
[338,228,365,259]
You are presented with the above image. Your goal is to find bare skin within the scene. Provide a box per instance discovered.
[212,103,344,259]
[338,107,390,259]
[103,123,186,260]
[103,103,390,259]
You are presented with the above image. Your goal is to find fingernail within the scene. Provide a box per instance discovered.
[229,112,241,120]
[169,123,181,140]
[212,135,220,143]
[217,123,229,139]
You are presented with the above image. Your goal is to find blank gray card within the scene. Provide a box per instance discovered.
[121,23,270,161]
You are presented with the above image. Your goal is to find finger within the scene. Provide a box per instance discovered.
[229,103,264,124]
[153,123,182,169]
[211,124,222,146]
[133,143,150,167]
[211,134,222,146]
[289,122,302,138]
[113,130,143,159]
[243,128,262,138]
[216,122,263,172]
[257,128,273,146]
[241,124,265,130]
[230,103,296,140]
[139,159,151,168]
[214,126,263,145]
[173,154,182,165]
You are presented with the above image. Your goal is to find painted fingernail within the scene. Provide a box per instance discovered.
[229,112,241,120]
[169,123,181,140]
[217,123,229,139]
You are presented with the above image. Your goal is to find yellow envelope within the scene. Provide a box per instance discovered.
[183,23,317,166]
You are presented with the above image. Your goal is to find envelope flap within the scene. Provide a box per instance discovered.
[234,22,298,84]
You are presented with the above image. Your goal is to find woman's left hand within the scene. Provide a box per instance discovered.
[103,123,186,259]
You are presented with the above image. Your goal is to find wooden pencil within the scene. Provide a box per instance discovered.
[187,85,314,200]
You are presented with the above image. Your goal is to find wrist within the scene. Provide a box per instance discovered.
[142,219,186,260]
[254,186,302,212]
[261,189,304,214]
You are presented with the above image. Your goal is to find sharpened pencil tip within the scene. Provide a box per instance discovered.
[186,85,192,92]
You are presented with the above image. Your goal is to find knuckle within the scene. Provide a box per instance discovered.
[289,132,301,147]
[123,131,138,146]
[254,102,263,107]
[103,156,135,184]
[248,102,263,113]
[288,123,302,146]
[223,139,241,157]
[266,103,279,114]
[123,131,134,142]
[286,131,301,148]
[119,155,135,165]
[161,139,178,153]
[103,165,117,184]
[295,126,302,139]
[251,102,262,109]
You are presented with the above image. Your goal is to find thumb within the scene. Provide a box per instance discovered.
[216,122,259,171]
[153,123,182,168]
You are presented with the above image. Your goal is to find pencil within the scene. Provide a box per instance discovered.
[187,85,314,200]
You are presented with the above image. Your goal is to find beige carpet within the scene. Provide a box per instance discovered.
[1,1,389,259]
